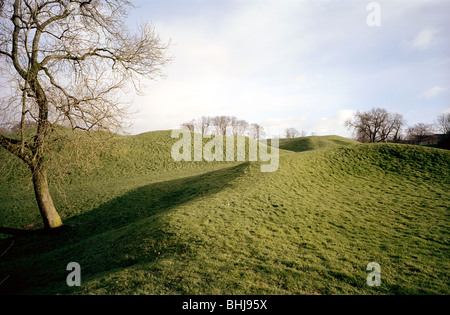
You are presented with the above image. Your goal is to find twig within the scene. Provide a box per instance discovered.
[0,240,14,259]
[0,275,9,287]
[0,240,13,287]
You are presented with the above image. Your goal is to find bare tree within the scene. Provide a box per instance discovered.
[249,123,265,141]
[229,116,238,135]
[386,113,406,142]
[230,117,249,136]
[184,115,250,136]
[345,108,405,143]
[435,113,450,134]
[406,123,435,145]
[212,115,231,136]
[284,127,300,139]
[0,0,170,230]
[196,116,211,134]
[180,119,195,132]
[236,119,249,136]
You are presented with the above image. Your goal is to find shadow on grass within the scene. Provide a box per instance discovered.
[0,162,249,294]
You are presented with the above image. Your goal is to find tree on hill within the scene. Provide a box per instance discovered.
[435,113,450,135]
[284,127,300,139]
[0,0,170,230]
[406,123,435,145]
[230,116,249,136]
[180,119,195,132]
[181,115,252,136]
[212,116,231,136]
[249,123,265,141]
[345,108,405,143]
[196,116,212,134]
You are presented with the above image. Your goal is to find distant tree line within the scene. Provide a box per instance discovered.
[345,108,450,146]
[180,116,265,140]
[0,120,38,135]
[284,128,308,139]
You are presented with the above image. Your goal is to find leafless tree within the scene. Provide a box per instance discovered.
[0,0,170,230]
[249,123,265,141]
[435,113,450,135]
[381,113,403,142]
[345,108,405,143]
[406,123,435,145]
[230,116,249,136]
[182,115,251,136]
[284,127,300,139]
[212,115,231,136]
[180,119,195,132]
[196,116,211,134]
[237,119,249,136]
[229,116,238,135]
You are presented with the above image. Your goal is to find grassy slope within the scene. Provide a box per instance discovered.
[0,132,448,295]
[278,135,359,152]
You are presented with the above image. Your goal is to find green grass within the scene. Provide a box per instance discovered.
[0,131,449,295]
[278,135,359,152]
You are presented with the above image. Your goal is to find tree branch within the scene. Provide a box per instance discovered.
[11,0,28,79]
[0,49,12,59]
[0,134,32,166]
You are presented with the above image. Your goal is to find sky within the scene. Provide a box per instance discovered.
[124,0,449,137]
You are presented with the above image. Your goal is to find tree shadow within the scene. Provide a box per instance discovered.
[0,162,249,294]
[0,227,42,236]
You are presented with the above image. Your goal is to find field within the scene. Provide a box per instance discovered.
[0,130,449,295]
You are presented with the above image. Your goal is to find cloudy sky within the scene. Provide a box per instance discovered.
[125,0,450,138]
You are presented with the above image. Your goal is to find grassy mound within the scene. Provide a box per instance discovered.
[278,135,359,152]
[0,131,448,295]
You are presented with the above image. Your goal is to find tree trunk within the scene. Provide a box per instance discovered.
[32,164,63,230]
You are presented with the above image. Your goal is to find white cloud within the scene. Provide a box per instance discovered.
[420,86,448,98]
[408,27,440,51]
[262,115,310,138]
[310,110,355,136]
